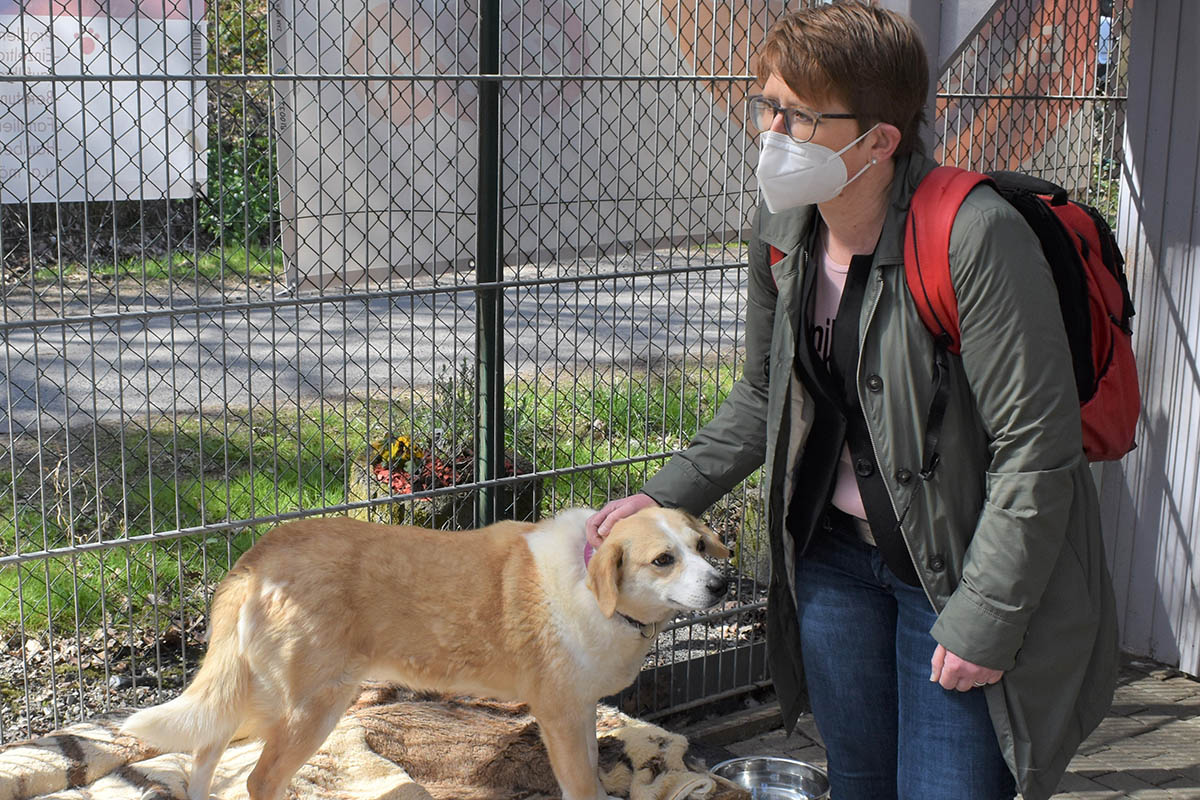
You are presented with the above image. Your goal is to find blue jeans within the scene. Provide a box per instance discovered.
[794,526,1017,800]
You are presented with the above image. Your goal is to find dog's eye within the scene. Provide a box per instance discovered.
[652,553,675,567]
[697,539,706,553]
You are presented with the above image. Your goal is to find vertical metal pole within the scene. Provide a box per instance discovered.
[475,0,503,526]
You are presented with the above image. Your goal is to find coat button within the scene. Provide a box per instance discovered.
[927,554,946,572]
[866,374,883,392]
[854,458,875,477]
[895,468,913,485]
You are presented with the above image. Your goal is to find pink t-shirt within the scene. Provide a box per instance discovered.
[810,231,868,522]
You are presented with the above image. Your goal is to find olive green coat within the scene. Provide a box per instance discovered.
[642,150,1119,800]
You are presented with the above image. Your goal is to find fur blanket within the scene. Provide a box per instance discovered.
[0,684,748,800]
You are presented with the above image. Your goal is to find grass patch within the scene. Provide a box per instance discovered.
[32,244,285,285]
[1,404,364,636]
[1,358,757,639]
[515,362,737,506]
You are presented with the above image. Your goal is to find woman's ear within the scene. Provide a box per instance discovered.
[867,122,903,163]
[586,540,623,617]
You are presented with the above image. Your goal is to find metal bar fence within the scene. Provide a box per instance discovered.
[0,0,1129,742]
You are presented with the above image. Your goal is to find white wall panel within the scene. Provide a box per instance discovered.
[1102,0,1200,676]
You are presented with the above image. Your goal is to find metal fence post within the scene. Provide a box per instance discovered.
[474,0,503,526]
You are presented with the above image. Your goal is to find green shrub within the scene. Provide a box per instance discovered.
[199,0,277,245]
[200,135,278,245]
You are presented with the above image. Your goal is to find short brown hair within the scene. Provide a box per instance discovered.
[757,1,929,155]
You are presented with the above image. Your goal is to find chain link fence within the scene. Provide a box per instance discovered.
[1,0,1128,742]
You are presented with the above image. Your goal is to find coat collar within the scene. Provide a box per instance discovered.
[758,150,938,266]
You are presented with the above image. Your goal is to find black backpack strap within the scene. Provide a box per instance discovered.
[988,170,1069,205]
[832,254,920,587]
[1079,202,1136,329]
[922,347,952,482]
[831,256,872,396]
[988,177,1095,402]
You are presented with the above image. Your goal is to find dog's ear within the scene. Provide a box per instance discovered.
[687,514,731,560]
[586,540,623,618]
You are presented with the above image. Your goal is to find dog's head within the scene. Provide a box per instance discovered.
[585,507,730,623]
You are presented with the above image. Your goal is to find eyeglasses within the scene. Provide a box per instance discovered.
[747,94,857,143]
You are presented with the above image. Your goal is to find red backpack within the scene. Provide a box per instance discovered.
[904,167,1139,462]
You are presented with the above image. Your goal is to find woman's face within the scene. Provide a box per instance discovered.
[759,74,861,151]
[759,73,881,201]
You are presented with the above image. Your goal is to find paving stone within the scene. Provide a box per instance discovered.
[1055,771,1120,793]
[725,729,793,757]
[1129,709,1199,730]
[1084,750,1185,772]
[1089,737,1172,762]
[1068,750,1125,771]
[1094,770,1172,792]
[1076,738,1116,757]
[1120,735,1200,768]
[1143,677,1200,698]
[1128,690,1200,705]
[1082,714,1157,747]
[1108,701,1153,717]
[1157,776,1200,797]
[1171,762,1200,783]
[1129,767,1200,787]
[786,744,827,769]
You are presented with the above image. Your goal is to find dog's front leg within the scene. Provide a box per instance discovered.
[535,707,617,800]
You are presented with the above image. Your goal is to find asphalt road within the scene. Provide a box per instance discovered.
[1,260,748,432]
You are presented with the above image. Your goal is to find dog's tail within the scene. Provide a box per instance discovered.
[121,572,252,753]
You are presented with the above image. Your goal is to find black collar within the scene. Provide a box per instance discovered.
[617,612,657,638]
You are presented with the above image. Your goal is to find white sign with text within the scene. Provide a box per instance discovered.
[0,0,207,204]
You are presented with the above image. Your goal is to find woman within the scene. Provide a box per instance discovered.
[586,4,1118,799]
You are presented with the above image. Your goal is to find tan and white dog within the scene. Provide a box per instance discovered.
[120,506,730,800]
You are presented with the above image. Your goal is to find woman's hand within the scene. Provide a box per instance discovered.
[586,493,660,547]
[930,644,1004,691]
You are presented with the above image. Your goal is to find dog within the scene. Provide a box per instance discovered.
[120,506,730,800]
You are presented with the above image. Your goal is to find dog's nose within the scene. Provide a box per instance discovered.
[707,574,729,598]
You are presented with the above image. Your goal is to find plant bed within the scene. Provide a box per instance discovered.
[349,435,543,529]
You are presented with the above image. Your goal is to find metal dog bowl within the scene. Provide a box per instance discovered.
[710,756,830,800]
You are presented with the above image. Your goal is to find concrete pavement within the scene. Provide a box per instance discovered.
[1,254,747,431]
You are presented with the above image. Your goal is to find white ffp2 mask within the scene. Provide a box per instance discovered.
[756,125,880,213]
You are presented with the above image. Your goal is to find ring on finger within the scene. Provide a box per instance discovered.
[972,681,987,687]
